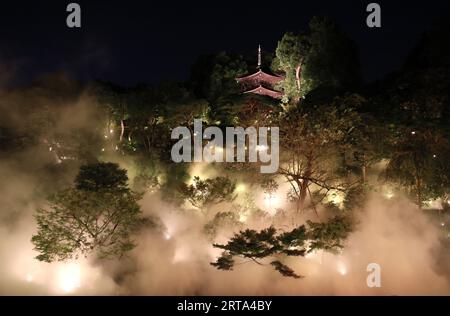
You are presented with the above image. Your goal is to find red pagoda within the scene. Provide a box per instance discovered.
[236,45,284,99]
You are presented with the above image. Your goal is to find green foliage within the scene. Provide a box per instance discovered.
[75,162,128,191]
[384,128,450,206]
[179,176,237,214]
[273,17,361,104]
[190,52,248,102]
[303,16,362,92]
[210,252,234,270]
[132,155,160,192]
[211,216,351,278]
[343,184,369,211]
[189,52,248,124]
[203,211,242,240]
[32,162,147,262]
[270,260,302,279]
[306,216,352,253]
[274,32,310,101]
[278,97,363,211]
[232,193,266,222]
[160,163,190,206]
[260,178,279,197]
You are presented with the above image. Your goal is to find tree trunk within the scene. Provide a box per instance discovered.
[298,154,312,210]
[295,65,302,91]
[416,176,423,209]
[119,119,125,143]
[362,165,367,184]
[295,58,304,93]
[414,157,423,209]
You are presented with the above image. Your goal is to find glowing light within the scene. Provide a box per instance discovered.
[239,214,248,222]
[109,129,114,134]
[331,193,344,206]
[25,274,34,283]
[101,148,105,152]
[385,190,394,199]
[305,252,315,259]
[441,222,445,227]
[104,135,108,139]
[264,193,280,213]
[57,263,81,293]
[49,146,53,152]
[447,200,450,206]
[329,191,344,207]
[337,262,347,276]
[411,131,416,135]
[433,154,437,158]
[172,247,189,263]
[236,183,246,193]
[164,231,171,240]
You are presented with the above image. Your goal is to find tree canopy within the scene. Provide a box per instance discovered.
[32,162,148,262]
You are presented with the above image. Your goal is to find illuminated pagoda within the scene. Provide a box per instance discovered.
[236,45,284,99]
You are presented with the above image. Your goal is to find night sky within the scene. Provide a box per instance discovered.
[1,0,449,87]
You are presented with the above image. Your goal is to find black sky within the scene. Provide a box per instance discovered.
[0,0,449,87]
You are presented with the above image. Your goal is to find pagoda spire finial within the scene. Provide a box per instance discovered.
[257,44,261,69]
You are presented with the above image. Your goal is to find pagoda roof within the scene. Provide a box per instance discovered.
[236,69,284,85]
[243,85,283,99]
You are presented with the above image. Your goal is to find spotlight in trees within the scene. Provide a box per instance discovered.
[57,263,81,293]
[385,190,394,199]
[26,274,34,283]
[236,183,246,193]
[264,193,280,212]
[337,262,348,276]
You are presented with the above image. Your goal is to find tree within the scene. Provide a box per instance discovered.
[260,178,279,199]
[122,85,168,154]
[277,96,361,213]
[211,216,351,278]
[346,112,386,184]
[93,81,129,144]
[32,162,147,262]
[203,211,242,240]
[189,52,248,124]
[232,94,281,129]
[190,52,247,102]
[274,32,310,102]
[75,162,128,191]
[384,128,450,207]
[302,17,362,93]
[178,176,237,215]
